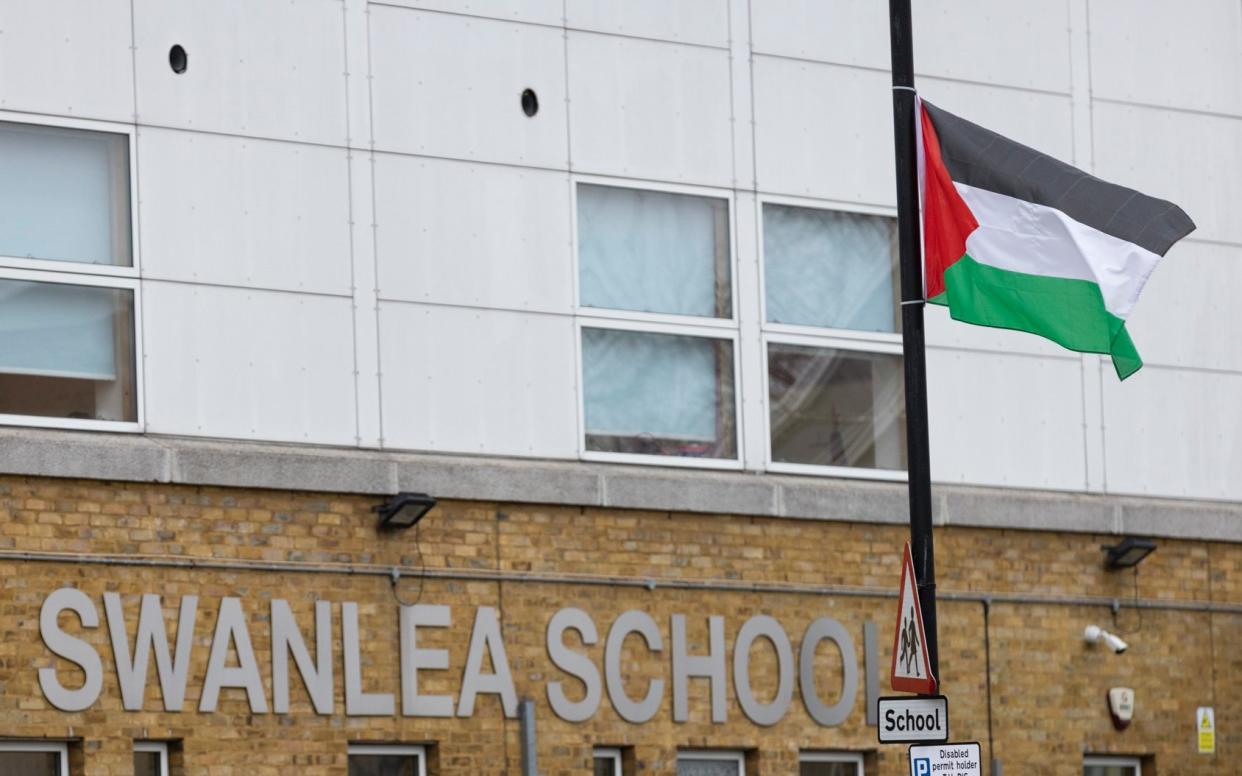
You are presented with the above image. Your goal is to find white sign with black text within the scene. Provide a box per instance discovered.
[877,695,949,744]
[909,742,981,776]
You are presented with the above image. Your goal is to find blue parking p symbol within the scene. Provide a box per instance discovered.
[913,758,931,776]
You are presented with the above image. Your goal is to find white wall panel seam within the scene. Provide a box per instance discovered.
[1092,95,1242,122]
[134,277,352,301]
[366,3,733,52]
[749,53,1074,98]
[1070,0,1104,493]
[562,0,582,453]
[127,121,355,152]
[344,0,382,449]
[728,0,762,470]
[128,0,147,432]
[368,148,781,196]
[366,0,387,447]
[1179,236,1242,250]
[926,344,1082,363]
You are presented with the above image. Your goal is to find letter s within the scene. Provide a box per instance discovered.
[39,588,103,711]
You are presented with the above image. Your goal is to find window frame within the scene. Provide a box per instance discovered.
[134,741,169,776]
[1083,755,1142,775]
[676,749,746,775]
[346,744,428,776]
[0,740,70,776]
[799,750,865,774]
[0,110,143,433]
[757,194,904,480]
[593,746,623,776]
[572,175,743,471]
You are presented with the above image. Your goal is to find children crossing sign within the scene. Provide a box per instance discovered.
[891,542,937,694]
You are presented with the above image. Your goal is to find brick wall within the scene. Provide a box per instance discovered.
[0,475,1237,775]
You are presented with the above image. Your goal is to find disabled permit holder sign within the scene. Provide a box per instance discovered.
[909,742,981,776]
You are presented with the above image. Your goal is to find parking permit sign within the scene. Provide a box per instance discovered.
[909,742,981,776]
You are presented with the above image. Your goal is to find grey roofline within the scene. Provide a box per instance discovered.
[0,427,1238,543]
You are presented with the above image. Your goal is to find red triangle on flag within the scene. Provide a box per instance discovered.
[890,541,937,694]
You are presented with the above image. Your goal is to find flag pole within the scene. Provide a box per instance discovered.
[888,0,939,687]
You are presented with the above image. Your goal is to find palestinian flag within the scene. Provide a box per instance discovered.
[919,100,1195,379]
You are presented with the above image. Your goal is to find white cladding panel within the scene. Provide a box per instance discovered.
[1102,367,1242,501]
[374,0,563,27]
[914,81,1075,164]
[925,305,1068,359]
[132,0,347,145]
[753,64,1072,205]
[1125,241,1242,372]
[138,128,352,295]
[751,0,1071,94]
[379,303,578,457]
[1089,0,1242,115]
[142,282,357,445]
[1093,102,1242,247]
[566,0,729,48]
[1,1,1236,503]
[927,349,1087,491]
[374,155,573,313]
[0,0,135,122]
[752,59,893,204]
[567,32,733,186]
[369,8,568,167]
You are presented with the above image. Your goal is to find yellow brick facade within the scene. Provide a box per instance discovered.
[0,475,1238,775]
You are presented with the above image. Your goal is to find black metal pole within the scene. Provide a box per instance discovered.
[888,0,939,686]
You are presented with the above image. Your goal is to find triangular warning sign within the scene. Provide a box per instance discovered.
[1201,710,1212,729]
[890,541,937,694]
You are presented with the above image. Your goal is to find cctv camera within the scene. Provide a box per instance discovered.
[1084,625,1128,654]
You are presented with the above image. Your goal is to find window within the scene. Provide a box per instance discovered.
[0,116,139,427]
[1083,755,1142,776]
[594,747,623,776]
[0,741,69,776]
[347,744,427,776]
[576,181,738,466]
[800,751,865,776]
[761,200,904,477]
[677,750,745,776]
[134,742,169,776]
[763,204,897,332]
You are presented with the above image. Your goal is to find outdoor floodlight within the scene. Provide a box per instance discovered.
[1084,624,1128,654]
[373,492,437,530]
[1101,536,1156,570]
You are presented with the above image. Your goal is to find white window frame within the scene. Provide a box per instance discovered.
[757,194,904,480]
[593,746,623,776]
[1083,755,1142,775]
[347,744,428,776]
[134,741,169,776]
[0,109,143,433]
[0,740,70,776]
[676,750,746,775]
[572,175,743,471]
[800,750,865,774]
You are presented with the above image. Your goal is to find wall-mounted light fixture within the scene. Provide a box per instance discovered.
[1101,537,1156,570]
[373,492,437,530]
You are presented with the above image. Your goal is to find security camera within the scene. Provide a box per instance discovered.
[1084,625,1128,654]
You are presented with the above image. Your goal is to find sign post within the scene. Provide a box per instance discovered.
[888,0,940,688]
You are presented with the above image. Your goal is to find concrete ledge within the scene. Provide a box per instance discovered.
[0,428,1239,542]
[941,490,1116,535]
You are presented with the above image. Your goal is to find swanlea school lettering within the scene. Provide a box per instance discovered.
[37,587,879,727]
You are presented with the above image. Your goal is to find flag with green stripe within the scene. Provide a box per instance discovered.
[919,100,1196,379]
